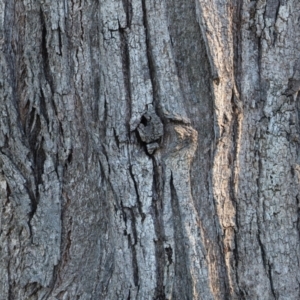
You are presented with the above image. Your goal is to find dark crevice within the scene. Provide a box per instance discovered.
[3,0,18,113]
[232,0,243,97]
[79,0,84,42]
[104,97,108,124]
[93,75,100,122]
[25,108,45,222]
[272,31,278,47]
[119,26,131,135]
[257,231,276,298]
[47,262,60,297]
[256,149,262,204]
[129,165,146,221]
[228,89,243,298]
[64,148,73,170]
[165,246,173,265]
[268,263,276,299]
[297,195,300,242]
[257,231,267,270]
[20,101,30,132]
[134,128,153,159]
[120,200,139,288]
[61,226,72,269]
[59,120,64,140]
[89,0,101,125]
[257,36,264,106]
[140,115,148,126]
[120,201,128,226]
[166,118,189,127]
[24,282,43,299]
[40,8,54,92]
[100,144,110,177]
[57,26,63,56]
[40,88,49,125]
[7,235,13,300]
[121,0,133,28]
[6,182,11,200]
[127,289,131,300]
[272,0,281,46]
[27,188,38,226]
[35,142,46,192]
[233,219,244,299]
[256,4,269,110]
[113,128,120,148]
[67,149,73,164]
[155,295,167,300]
[131,239,139,287]
[129,208,138,246]
[127,208,139,287]
[152,158,166,300]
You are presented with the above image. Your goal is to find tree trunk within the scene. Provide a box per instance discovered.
[1,0,300,299]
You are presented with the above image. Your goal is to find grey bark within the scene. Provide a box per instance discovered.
[0,0,300,299]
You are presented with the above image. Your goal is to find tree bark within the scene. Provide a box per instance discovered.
[1,0,300,299]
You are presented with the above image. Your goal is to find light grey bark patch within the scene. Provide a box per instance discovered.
[170,173,193,300]
[166,0,226,297]
[160,123,215,299]
[142,0,190,123]
[265,0,281,22]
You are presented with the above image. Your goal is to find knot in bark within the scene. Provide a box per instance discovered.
[137,106,163,144]
[165,124,198,164]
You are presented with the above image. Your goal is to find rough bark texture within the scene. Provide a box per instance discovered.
[1,0,300,299]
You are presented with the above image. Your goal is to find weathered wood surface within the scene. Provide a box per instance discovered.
[1,0,300,299]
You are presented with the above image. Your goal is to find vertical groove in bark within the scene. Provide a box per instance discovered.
[152,156,166,300]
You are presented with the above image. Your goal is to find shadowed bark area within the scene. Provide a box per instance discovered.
[1,0,300,299]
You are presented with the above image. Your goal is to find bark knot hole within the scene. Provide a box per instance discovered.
[137,105,163,145]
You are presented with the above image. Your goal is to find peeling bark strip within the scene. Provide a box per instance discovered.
[1,0,300,299]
